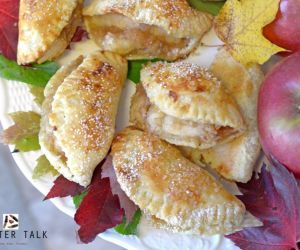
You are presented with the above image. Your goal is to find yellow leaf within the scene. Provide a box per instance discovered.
[215,0,285,65]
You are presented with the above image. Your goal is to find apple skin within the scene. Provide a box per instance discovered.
[258,52,300,176]
[263,0,300,52]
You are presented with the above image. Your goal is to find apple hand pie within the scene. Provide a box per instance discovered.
[181,49,264,183]
[111,127,246,235]
[39,51,127,187]
[130,61,246,149]
[17,0,83,65]
[83,0,212,61]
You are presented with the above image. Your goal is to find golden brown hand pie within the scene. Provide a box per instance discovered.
[181,49,264,183]
[17,0,83,64]
[111,127,246,235]
[39,51,127,186]
[130,61,246,149]
[83,0,212,61]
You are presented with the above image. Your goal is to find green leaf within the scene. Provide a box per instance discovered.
[128,59,161,83]
[73,192,88,209]
[29,86,45,106]
[188,0,225,16]
[115,209,142,235]
[1,112,41,152]
[15,135,40,152]
[0,54,59,87]
[32,155,59,179]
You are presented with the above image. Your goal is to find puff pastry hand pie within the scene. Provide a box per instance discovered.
[130,61,246,149]
[39,51,127,186]
[181,49,264,183]
[18,0,83,64]
[111,127,246,235]
[83,0,212,61]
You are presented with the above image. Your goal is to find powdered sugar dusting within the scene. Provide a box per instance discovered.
[111,128,245,235]
[143,61,221,93]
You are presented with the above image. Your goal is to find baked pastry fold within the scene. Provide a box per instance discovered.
[39,51,127,186]
[17,0,83,64]
[180,49,263,183]
[83,0,212,61]
[130,61,246,149]
[111,127,246,235]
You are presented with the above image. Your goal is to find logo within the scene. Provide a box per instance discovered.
[2,214,19,230]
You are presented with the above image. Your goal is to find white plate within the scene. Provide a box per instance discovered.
[0,30,241,250]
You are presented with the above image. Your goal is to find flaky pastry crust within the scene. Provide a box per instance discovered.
[111,127,246,235]
[130,61,246,149]
[39,51,127,186]
[83,0,212,60]
[181,49,264,182]
[18,0,82,64]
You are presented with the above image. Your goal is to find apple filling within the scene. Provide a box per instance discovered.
[130,85,242,149]
[146,104,236,148]
[84,14,196,60]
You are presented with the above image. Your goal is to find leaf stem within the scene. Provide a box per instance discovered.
[200,43,224,48]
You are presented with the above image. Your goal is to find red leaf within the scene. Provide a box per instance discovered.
[102,156,138,223]
[227,161,300,250]
[0,0,19,60]
[74,164,124,243]
[44,175,85,200]
[71,26,88,43]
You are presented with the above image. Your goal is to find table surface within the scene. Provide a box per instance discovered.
[0,125,125,250]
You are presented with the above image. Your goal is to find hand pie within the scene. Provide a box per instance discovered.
[39,51,127,186]
[181,49,264,183]
[17,0,83,65]
[83,0,212,61]
[130,61,246,149]
[111,127,246,235]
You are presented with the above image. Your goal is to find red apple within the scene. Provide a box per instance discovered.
[263,0,300,52]
[258,52,300,176]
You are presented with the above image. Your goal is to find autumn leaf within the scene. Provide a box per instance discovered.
[0,111,41,152]
[29,86,45,106]
[70,27,88,43]
[71,157,141,237]
[226,161,300,250]
[74,164,124,243]
[0,0,19,60]
[44,175,85,200]
[66,27,88,50]
[101,156,138,223]
[215,0,285,65]
[32,155,58,180]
